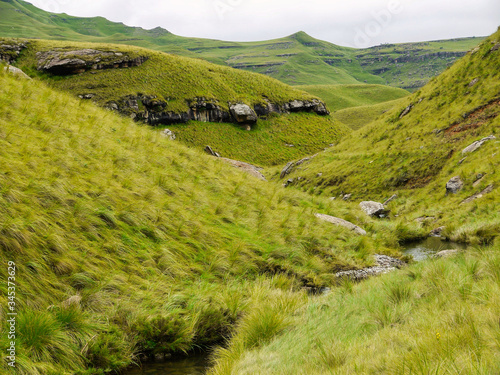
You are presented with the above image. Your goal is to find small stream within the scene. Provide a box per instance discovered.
[402,236,469,261]
[123,353,210,375]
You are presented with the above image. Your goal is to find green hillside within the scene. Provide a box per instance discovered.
[208,28,500,375]
[2,37,349,166]
[0,65,402,374]
[297,84,410,112]
[0,0,485,90]
[331,97,408,130]
[277,28,500,245]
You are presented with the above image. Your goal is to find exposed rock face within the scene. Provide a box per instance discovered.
[335,254,405,280]
[461,135,496,155]
[229,103,258,124]
[461,184,494,204]
[36,49,148,75]
[315,213,367,235]
[220,158,266,180]
[254,99,329,117]
[359,201,389,217]
[0,41,27,63]
[204,145,220,157]
[446,176,463,194]
[399,104,413,119]
[3,65,30,79]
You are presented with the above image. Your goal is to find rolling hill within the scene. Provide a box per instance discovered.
[0,0,485,90]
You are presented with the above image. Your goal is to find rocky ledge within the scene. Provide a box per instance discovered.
[0,40,27,63]
[36,49,148,75]
[105,95,329,127]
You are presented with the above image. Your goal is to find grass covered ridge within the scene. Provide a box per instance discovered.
[10,39,319,114]
[280,29,500,244]
[0,66,403,374]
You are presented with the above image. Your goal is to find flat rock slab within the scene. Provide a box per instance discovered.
[461,184,494,204]
[220,158,266,180]
[315,213,367,235]
[435,249,460,258]
[335,254,405,280]
[462,135,496,155]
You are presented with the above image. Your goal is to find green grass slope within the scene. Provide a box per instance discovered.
[209,245,500,374]
[0,0,485,89]
[297,83,410,112]
[332,97,408,130]
[0,65,403,374]
[282,28,500,244]
[3,38,351,166]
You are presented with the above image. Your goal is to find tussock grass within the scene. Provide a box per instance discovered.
[210,246,500,374]
[0,65,395,374]
[282,29,500,244]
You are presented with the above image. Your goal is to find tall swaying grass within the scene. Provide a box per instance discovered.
[210,246,500,374]
[282,29,500,245]
[0,66,401,374]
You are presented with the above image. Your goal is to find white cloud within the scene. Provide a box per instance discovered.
[25,0,500,47]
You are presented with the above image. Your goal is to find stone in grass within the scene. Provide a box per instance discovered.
[435,249,460,258]
[315,213,367,236]
[446,176,463,194]
[359,201,389,218]
[461,135,496,155]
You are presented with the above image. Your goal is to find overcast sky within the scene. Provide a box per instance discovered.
[27,0,500,48]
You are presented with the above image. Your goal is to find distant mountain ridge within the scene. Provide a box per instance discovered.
[0,0,485,90]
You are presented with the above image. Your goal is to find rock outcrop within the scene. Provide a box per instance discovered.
[280,155,316,179]
[335,254,405,280]
[446,176,463,194]
[461,135,496,155]
[315,213,367,235]
[0,41,27,63]
[108,95,329,126]
[229,103,258,124]
[461,184,494,204]
[160,129,176,140]
[36,49,148,75]
[360,201,389,218]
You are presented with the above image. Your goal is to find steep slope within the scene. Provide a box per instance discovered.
[280,28,500,244]
[0,0,485,89]
[0,65,401,374]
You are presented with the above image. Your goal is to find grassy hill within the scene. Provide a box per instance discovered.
[207,28,500,375]
[332,97,408,130]
[0,0,485,90]
[0,65,404,374]
[276,28,500,245]
[2,37,350,166]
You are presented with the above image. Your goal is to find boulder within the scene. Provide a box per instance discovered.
[3,65,30,79]
[446,176,463,194]
[359,201,388,217]
[160,129,176,140]
[461,135,496,155]
[315,213,367,235]
[229,103,258,124]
